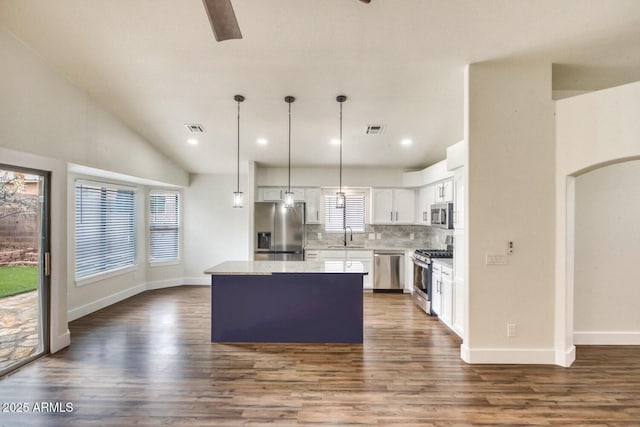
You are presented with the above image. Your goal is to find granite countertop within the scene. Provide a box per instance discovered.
[304,244,418,252]
[205,260,370,276]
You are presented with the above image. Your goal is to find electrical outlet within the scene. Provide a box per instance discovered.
[409,233,415,240]
[507,323,516,337]
[486,253,508,265]
[376,233,382,240]
[368,233,375,240]
[317,233,322,240]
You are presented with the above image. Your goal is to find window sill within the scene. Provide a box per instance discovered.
[148,260,181,268]
[75,265,138,287]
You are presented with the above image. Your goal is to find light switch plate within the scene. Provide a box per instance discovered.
[376,233,382,239]
[368,233,375,240]
[409,233,415,240]
[317,233,322,240]
[485,253,508,265]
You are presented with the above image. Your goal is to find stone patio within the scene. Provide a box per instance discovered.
[0,290,40,371]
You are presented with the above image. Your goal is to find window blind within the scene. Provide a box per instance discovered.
[149,190,180,263]
[75,181,137,279]
[324,193,366,233]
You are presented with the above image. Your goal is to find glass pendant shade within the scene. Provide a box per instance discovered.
[284,191,294,208]
[336,192,346,209]
[232,191,244,208]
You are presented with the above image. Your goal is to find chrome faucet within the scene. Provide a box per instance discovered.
[344,226,353,246]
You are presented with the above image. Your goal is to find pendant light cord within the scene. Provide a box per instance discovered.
[288,101,291,192]
[339,101,343,194]
[236,99,240,193]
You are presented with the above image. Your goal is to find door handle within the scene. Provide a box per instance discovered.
[395,211,398,221]
[390,211,393,221]
[44,252,51,277]
[316,211,319,221]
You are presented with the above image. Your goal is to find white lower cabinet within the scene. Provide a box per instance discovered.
[432,260,454,331]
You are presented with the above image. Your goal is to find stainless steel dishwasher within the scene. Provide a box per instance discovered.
[373,251,405,291]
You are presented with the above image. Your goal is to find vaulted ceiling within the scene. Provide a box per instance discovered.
[1,0,639,173]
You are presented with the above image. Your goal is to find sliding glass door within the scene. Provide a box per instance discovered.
[0,165,49,376]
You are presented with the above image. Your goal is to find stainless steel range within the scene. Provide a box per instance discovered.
[412,236,453,315]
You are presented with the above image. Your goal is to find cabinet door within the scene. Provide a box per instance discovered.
[394,189,415,224]
[372,189,394,224]
[260,187,283,201]
[440,268,453,326]
[442,179,454,203]
[453,171,465,230]
[305,188,321,224]
[291,188,306,202]
[431,264,442,315]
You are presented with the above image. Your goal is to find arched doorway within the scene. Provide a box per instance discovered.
[572,159,640,345]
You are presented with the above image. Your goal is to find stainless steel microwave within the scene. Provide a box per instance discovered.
[430,202,454,229]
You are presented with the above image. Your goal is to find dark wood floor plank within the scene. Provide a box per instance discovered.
[1,286,639,426]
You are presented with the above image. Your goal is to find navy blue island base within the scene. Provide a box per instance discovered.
[211,272,364,344]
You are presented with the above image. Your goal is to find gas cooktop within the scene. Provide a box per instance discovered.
[414,249,453,258]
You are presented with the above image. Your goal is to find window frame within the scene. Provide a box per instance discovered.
[321,188,369,234]
[148,189,181,266]
[74,179,138,286]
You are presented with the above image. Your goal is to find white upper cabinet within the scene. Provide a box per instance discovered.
[417,185,435,224]
[259,187,284,201]
[305,188,321,224]
[372,189,394,224]
[394,189,416,224]
[434,179,454,203]
[372,188,415,224]
[257,187,305,202]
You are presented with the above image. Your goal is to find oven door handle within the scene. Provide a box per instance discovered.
[411,257,430,269]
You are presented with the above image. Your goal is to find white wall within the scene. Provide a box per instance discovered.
[183,174,250,281]
[464,61,557,364]
[574,161,640,340]
[256,166,407,188]
[556,81,640,350]
[0,27,189,348]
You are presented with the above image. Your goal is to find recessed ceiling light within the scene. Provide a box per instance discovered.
[401,138,413,146]
[257,138,268,145]
[187,138,199,145]
[330,138,341,145]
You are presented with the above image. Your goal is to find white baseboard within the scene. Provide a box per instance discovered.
[50,330,71,354]
[67,284,147,321]
[460,344,563,365]
[67,277,211,321]
[574,331,640,345]
[555,346,576,367]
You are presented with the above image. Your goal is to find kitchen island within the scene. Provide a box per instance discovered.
[204,260,367,344]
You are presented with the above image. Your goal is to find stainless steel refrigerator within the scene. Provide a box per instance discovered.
[254,202,305,261]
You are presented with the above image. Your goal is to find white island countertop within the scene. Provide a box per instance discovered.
[204,260,370,276]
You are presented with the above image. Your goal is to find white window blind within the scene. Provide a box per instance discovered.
[149,190,180,263]
[324,193,366,233]
[75,181,137,279]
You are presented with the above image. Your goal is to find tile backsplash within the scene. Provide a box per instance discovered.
[305,224,454,249]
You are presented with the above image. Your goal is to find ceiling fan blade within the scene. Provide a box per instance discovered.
[202,0,242,42]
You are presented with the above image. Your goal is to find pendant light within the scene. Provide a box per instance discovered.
[283,96,296,208]
[232,94,245,208]
[336,95,347,209]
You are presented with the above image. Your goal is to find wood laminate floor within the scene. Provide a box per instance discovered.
[1,286,639,426]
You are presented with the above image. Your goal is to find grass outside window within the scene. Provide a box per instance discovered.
[0,266,38,298]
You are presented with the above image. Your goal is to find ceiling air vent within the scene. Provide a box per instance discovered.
[185,124,205,133]
[365,124,384,135]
